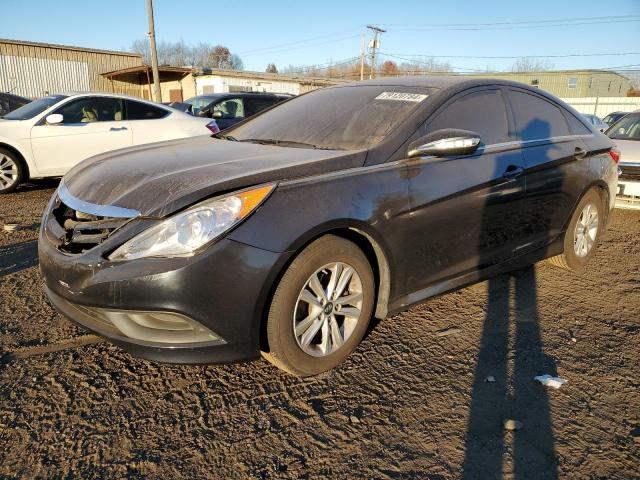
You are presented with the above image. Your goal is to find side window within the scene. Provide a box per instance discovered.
[426,89,509,145]
[508,90,570,141]
[213,98,244,119]
[54,97,124,123]
[246,97,278,116]
[126,100,169,120]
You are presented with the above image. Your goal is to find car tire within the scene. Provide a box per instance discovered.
[0,148,25,194]
[548,189,604,272]
[263,235,375,377]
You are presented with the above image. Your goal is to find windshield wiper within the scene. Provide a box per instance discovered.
[213,133,238,141]
[237,138,342,150]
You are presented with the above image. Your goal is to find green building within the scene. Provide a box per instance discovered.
[468,70,632,98]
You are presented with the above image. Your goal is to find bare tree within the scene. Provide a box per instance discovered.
[129,39,244,69]
[511,57,555,72]
[266,63,278,74]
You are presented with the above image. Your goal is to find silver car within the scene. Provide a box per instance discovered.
[607,111,640,207]
[583,113,609,133]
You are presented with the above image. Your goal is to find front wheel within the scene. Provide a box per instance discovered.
[548,189,604,272]
[263,235,375,376]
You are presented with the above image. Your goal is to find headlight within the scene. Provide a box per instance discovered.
[108,184,275,261]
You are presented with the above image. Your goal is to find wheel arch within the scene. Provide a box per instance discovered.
[0,141,30,179]
[257,222,393,352]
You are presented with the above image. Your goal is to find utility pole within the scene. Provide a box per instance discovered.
[359,32,366,81]
[146,0,162,103]
[366,25,385,79]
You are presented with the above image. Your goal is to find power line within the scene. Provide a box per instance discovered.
[384,15,640,29]
[236,29,361,56]
[380,52,640,60]
[385,15,640,28]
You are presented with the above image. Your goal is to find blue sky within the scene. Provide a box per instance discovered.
[3,0,640,72]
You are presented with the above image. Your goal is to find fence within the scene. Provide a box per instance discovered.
[560,97,640,117]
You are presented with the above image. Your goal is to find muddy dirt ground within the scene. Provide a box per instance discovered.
[0,182,638,479]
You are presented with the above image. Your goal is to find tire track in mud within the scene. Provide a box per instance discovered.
[0,335,103,365]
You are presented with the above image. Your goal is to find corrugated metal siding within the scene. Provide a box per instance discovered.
[467,71,632,98]
[0,40,141,98]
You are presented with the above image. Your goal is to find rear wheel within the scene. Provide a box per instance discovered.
[548,189,604,272]
[263,235,375,376]
[0,148,24,194]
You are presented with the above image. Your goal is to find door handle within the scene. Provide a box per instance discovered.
[110,126,128,131]
[502,165,524,180]
[574,147,587,159]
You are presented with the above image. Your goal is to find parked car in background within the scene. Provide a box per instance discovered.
[0,93,218,193]
[606,110,640,207]
[583,113,609,132]
[603,111,628,126]
[175,92,289,130]
[0,92,30,116]
[39,77,618,376]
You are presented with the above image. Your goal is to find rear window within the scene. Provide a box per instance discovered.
[509,90,570,141]
[229,86,436,150]
[126,100,169,120]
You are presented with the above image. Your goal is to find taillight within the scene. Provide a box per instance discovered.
[206,120,220,134]
[609,147,621,164]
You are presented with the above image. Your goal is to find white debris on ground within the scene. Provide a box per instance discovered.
[534,374,568,389]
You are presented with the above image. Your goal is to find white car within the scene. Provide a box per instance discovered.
[607,110,640,208]
[0,93,218,193]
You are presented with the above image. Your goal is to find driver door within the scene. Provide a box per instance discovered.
[404,88,528,293]
[30,96,131,175]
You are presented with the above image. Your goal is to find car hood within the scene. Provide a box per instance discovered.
[613,138,640,164]
[62,135,366,217]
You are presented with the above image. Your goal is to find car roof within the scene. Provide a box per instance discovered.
[48,92,181,112]
[334,75,566,92]
[0,91,29,101]
[192,92,281,99]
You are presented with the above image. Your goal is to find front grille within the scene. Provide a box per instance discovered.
[51,199,129,254]
[619,163,640,180]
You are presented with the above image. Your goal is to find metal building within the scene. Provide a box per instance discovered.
[192,68,340,96]
[467,70,632,98]
[0,38,142,98]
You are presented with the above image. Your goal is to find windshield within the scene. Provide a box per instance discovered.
[184,95,219,115]
[227,85,436,150]
[603,113,622,124]
[606,114,640,141]
[2,94,67,120]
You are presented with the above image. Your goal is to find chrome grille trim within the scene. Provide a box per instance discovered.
[58,182,141,219]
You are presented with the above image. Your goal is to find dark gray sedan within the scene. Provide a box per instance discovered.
[39,77,618,376]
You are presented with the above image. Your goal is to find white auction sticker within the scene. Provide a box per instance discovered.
[375,92,428,102]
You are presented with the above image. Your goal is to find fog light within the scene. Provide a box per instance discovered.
[86,308,223,344]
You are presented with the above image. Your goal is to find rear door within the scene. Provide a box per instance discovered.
[245,96,280,118]
[506,88,592,250]
[405,87,529,292]
[30,96,131,175]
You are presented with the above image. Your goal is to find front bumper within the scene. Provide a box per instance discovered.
[39,231,291,364]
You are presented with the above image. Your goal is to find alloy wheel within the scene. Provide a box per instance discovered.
[0,154,18,190]
[293,262,364,357]
[573,202,598,258]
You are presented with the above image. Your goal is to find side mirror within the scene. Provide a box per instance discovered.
[212,110,223,119]
[408,129,481,158]
[45,113,63,125]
